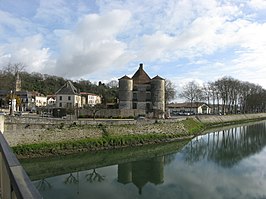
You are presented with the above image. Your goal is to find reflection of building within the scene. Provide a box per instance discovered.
[118,63,165,118]
[117,156,164,194]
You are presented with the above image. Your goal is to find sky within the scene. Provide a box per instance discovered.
[0,0,266,94]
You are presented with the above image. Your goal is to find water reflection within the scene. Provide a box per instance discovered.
[28,121,266,199]
[118,157,164,194]
[182,122,266,167]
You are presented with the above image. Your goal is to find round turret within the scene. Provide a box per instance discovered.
[151,76,165,115]
[119,75,133,109]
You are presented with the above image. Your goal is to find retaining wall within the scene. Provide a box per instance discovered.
[195,113,266,124]
[2,113,266,147]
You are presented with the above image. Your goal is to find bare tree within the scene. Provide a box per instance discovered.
[179,81,203,112]
[165,79,177,104]
[4,62,26,75]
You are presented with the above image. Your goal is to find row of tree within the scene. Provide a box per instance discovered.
[0,63,119,106]
[179,77,266,114]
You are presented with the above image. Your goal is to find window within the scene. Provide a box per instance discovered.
[59,103,62,107]
[59,96,62,100]
[133,103,137,109]
[146,92,151,101]
[68,96,71,100]
[133,93,137,100]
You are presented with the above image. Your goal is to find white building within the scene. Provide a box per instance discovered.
[167,102,211,115]
[80,92,101,107]
[47,95,56,106]
[35,96,47,107]
[55,81,81,108]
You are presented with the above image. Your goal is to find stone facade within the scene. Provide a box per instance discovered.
[119,64,165,118]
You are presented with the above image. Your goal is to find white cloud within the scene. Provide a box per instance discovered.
[248,0,266,9]
[1,0,266,89]
[0,34,53,73]
[34,0,74,26]
[54,9,132,78]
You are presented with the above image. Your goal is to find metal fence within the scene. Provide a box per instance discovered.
[0,132,42,199]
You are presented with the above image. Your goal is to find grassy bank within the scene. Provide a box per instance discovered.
[12,115,266,159]
[13,118,202,158]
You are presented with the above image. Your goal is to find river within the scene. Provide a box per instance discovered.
[21,121,266,199]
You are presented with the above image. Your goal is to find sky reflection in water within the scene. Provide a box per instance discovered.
[33,122,266,199]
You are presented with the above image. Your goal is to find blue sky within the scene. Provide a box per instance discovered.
[1,0,266,93]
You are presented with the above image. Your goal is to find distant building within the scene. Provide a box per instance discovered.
[47,95,56,106]
[118,63,165,118]
[30,92,47,108]
[168,102,211,115]
[15,91,34,111]
[15,72,21,92]
[80,92,101,107]
[55,81,82,108]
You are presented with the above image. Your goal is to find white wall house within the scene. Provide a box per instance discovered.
[55,81,82,108]
[80,92,101,107]
[168,102,211,115]
[35,96,47,107]
[47,96,56,106]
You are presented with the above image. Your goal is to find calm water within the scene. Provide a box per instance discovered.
[22,121,266,199]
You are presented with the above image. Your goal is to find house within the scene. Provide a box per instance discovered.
[55,81,81,109]
[167,102,211,115]
[47,95,56,106]
[80,92,101,107]
[118,63,165,118]
[32,92,47,107]
[15,91,34,111]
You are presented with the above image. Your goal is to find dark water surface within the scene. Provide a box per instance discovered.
[21,121,266,199]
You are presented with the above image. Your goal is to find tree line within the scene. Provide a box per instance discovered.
[179,76,266,114]
[0,63,119,106]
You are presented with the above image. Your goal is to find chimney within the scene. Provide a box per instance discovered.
[139,63,143,70]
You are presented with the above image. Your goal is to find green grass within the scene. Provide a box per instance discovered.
[12,118,206,158]
[182,118,205,134]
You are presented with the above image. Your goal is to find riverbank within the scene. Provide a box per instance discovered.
[7,113,266,158]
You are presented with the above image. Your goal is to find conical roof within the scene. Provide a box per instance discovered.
[132,63,151,85]
[152,75,164,80]
[119,75,132,80]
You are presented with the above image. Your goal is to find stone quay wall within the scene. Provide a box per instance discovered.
[2,113,266,147]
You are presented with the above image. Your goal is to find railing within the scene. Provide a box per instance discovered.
[0,132,42,199]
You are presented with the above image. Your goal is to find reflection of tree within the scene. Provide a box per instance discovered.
[164,154,176,165]
[182,122,266,167]
[64,173,79,184]
[85,169,105,183]
[36,179,52,191]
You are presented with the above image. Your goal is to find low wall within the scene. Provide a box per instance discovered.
[195,113,266,124]
[79,109,146,118]
[2,113,266,147]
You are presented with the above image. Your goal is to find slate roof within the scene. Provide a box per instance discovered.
[152,75,164,80]
[55,81,79,95]
[119,75,132,80]
[132,64,151,85]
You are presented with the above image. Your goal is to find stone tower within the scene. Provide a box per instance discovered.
[119,75,133,109]
[15,72,21,92]
[151,75,165,116]
[118,63,165,118]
